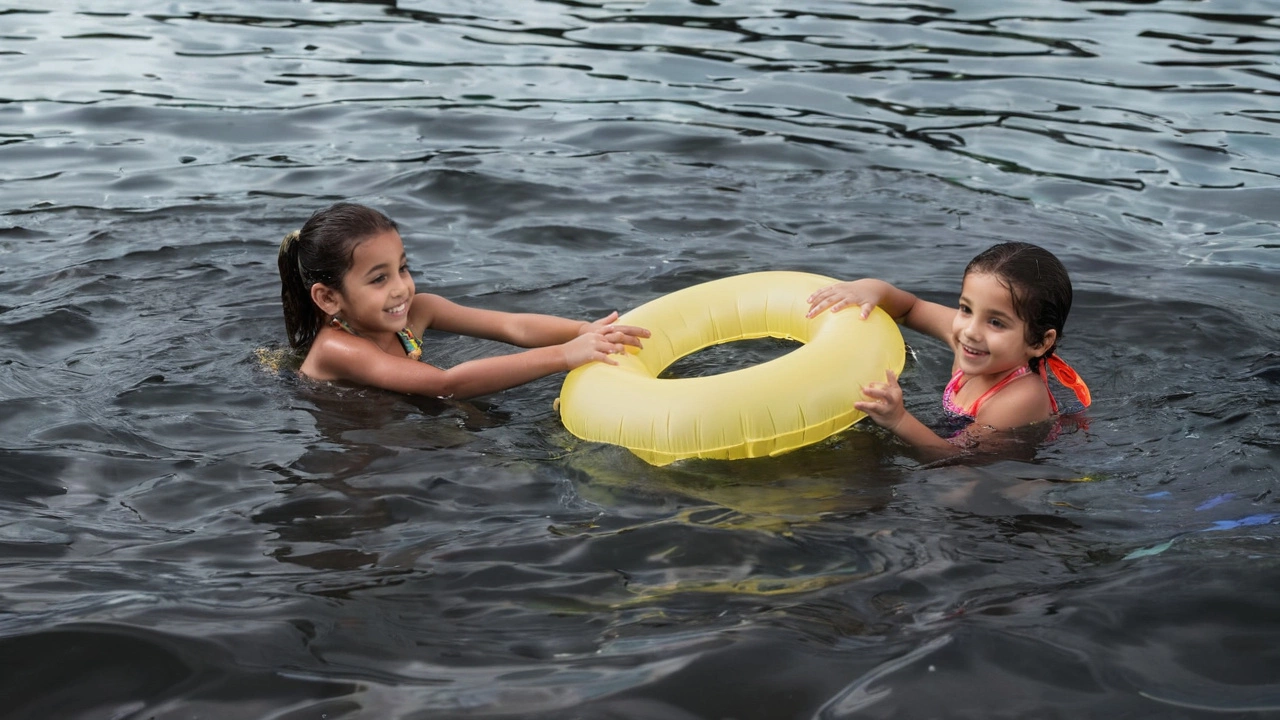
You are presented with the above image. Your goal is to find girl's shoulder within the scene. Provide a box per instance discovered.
[971,371,1053,429]
[298,324,374,382]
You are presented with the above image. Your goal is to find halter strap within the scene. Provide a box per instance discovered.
[967,366,1030,418]
[943,366,1030,419]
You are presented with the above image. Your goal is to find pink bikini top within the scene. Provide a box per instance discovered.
[942,365,1058,421]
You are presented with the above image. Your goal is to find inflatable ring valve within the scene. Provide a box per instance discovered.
[557,271,906,465]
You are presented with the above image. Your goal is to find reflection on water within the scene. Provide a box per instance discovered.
[1,1,1278,718]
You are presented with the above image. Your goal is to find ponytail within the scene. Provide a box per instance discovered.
[278,229,321,350]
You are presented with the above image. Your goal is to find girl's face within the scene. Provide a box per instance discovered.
[951,272,1054,378]
[331,229,415,334]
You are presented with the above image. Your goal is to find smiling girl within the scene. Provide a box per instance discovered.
[806,242,1091,458]
[278,202,649,400]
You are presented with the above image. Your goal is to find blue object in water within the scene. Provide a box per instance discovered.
[1204,514,1277,532]
[1195,493,1235,511]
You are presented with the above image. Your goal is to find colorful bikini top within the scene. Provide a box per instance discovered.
[942,355,1091,422]
[330,317,423,360]
[943,366,1033,421]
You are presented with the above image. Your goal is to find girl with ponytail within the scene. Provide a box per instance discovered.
[278,202,648,400]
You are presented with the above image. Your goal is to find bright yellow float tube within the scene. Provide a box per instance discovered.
[557,271,906,466]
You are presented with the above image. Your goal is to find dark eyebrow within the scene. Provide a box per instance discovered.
[361,254,408,279]
[959,295,1016,322]
[362,262,392,278]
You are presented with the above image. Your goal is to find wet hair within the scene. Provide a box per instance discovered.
[277,202,399,350]
[964,241,1073,373]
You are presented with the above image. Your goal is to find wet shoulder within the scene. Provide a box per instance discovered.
[972,372,1054,429]
[298,326,368,382]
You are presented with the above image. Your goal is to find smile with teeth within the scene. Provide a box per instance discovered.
[961,343,988,357]
[386,302,408,315]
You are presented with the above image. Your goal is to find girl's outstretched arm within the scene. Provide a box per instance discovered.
[807,279,953,343]
[420,295,649,349]
[304,328,624,400]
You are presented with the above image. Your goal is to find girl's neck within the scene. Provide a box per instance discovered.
[330,316,421,360]
[956,364,1030,392]
[331,316,393,347]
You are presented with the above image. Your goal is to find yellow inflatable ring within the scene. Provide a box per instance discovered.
[557,271,906,466]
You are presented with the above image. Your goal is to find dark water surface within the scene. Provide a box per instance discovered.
[2,1,1278,718]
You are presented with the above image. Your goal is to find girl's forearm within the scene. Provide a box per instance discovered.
[868,280,923,322]
[885,412,963,461]
[427,346,569,398]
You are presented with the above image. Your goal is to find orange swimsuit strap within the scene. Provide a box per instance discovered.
[943,366,1032,419]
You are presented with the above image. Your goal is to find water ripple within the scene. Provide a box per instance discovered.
[0,2,1277,718]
